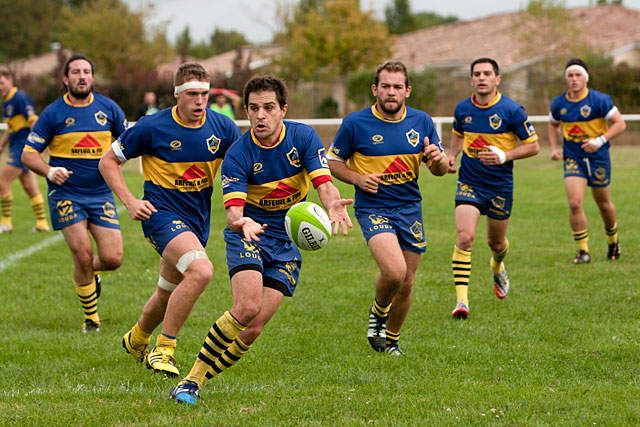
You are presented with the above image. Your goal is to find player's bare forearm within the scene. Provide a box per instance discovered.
[604,112,626,141]
[21,149,49,177]
[507,141,539,162]
[227,205,266,241]
[99,149,137,208]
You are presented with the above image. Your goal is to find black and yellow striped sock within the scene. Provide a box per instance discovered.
[605,223,618,245]
[74,277,100,324]
[1,192,13,227]
[453,245,471,305]
[29,194,48,230]
[184,311,247,387]
[371,299,391,318]
[491,238,509,273]
[386,330,400,348]
[573,229,589,252]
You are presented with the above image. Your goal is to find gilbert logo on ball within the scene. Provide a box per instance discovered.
[284,201,331,251]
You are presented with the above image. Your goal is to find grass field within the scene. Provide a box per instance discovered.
[1,147,639,426]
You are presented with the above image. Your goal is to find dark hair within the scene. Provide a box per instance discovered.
[470,57,500,76]
[243,75,288,109]
[374,60,409,87]
[0,67,12,80]
[63,54,95,77]
[565,58,589,73]
[174,62,210,86]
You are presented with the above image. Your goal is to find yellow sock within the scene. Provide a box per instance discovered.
[491,238,509,273]
[130,321,152,349]
[1,192,12,227]
[453,245,471,305]
[74,277,100,324]
[29,194,48,229]
[156,332,177,350]
[371,299,391,318]
[185,311,247,387]
[573,229,589,252]
[605,223,618,245]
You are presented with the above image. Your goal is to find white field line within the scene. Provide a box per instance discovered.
[0,205,127,273]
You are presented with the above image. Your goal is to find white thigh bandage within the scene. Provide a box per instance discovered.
[157,276,178,292]
[175,250,209,274]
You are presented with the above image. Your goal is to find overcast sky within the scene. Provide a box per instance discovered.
[123,0,640,43]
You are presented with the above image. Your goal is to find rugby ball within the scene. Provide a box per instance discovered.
[284,202,331,251]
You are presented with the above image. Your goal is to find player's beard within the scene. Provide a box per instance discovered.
[378,97,404,116]
[68,80,93,100]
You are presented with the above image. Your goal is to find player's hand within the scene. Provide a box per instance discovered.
[447,154,457,174]
[581,136,604,154]
[478,146,507,165]
[126,199,157,221]
[232,217,267,242]
[328,198,354,236]
[355,173,383,194]
[47,166,73,185]
[423,141,446,166]
[550,148,563,161]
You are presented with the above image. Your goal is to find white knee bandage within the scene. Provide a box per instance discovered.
[175,250,208,274]
[157,276,178,292]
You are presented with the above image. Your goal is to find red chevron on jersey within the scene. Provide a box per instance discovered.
[568,124,585,135]
[181,164,207,180]
[74,134,101,148]
[384,157,410,174]
[470,135,490,149]
[264,182,299,199]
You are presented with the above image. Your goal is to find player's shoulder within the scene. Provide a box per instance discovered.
[454,96,473,111]
[341,106,372,124]
[284,119,316,135]
[587,88,612,102]
[405,105,432,120]
[497,92,524,109]
[93,92,125,113]
[550,92,566,107]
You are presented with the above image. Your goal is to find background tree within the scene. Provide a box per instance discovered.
[210,29,250,56]
[385,0,457,34]
[0,0,62,62]
[276,0,391,82]
[54,0,171,114]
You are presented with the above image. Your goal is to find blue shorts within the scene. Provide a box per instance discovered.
[223,228,302,297]
[354,203,426,253]
[7,140,28,171]
[563,154,611,187]
[48,191,120,231]
[142,210,206,256]
[454,181,512,220]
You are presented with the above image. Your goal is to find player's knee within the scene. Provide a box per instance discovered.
[567,197,583,212]
[72,248,94,269]
[232,299,262,324]
[457,232,474,249]
[382,266,407,286]
[101,253,123,270]
[182,258,213,287]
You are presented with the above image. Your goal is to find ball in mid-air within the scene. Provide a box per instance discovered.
[284,201,331,251]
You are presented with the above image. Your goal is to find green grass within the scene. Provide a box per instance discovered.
[0,147,639,426]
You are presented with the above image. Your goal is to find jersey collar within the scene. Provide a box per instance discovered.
[371,104,406,123]
[565,88,589,103]
[3,87,18,102]
[171,105,206,128]
[64,92,94,107]
[251,122,286,148]
[471,91,501,108]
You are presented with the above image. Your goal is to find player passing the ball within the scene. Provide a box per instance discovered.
[548,58,625,264]
[169,75,352,404]
[448,58,539,319]
[327,61,448,355]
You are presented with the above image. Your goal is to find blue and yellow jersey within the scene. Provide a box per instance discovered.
[26,93,127,196]
[2,87,38,144]
[453,91,537,191]
[114,106,241,242]
[549,88,617,159]
[221,120,332,240]
[328,105,441,209]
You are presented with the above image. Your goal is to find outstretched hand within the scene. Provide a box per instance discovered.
[232,217,267,242]
[328,198,354,236]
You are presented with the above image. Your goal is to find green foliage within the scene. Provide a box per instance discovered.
[583,55,640,112]
[276,0,391,82]
[0,0,62,61]
[1,147,640,424]
[346,67,439,112]
[315,96,339,118]
[385,0,458,34]
[209,29,249,56]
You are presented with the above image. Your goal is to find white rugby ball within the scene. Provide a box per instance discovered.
[284,201,331,251]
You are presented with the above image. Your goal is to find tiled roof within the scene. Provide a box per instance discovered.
[392,4,640,72]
